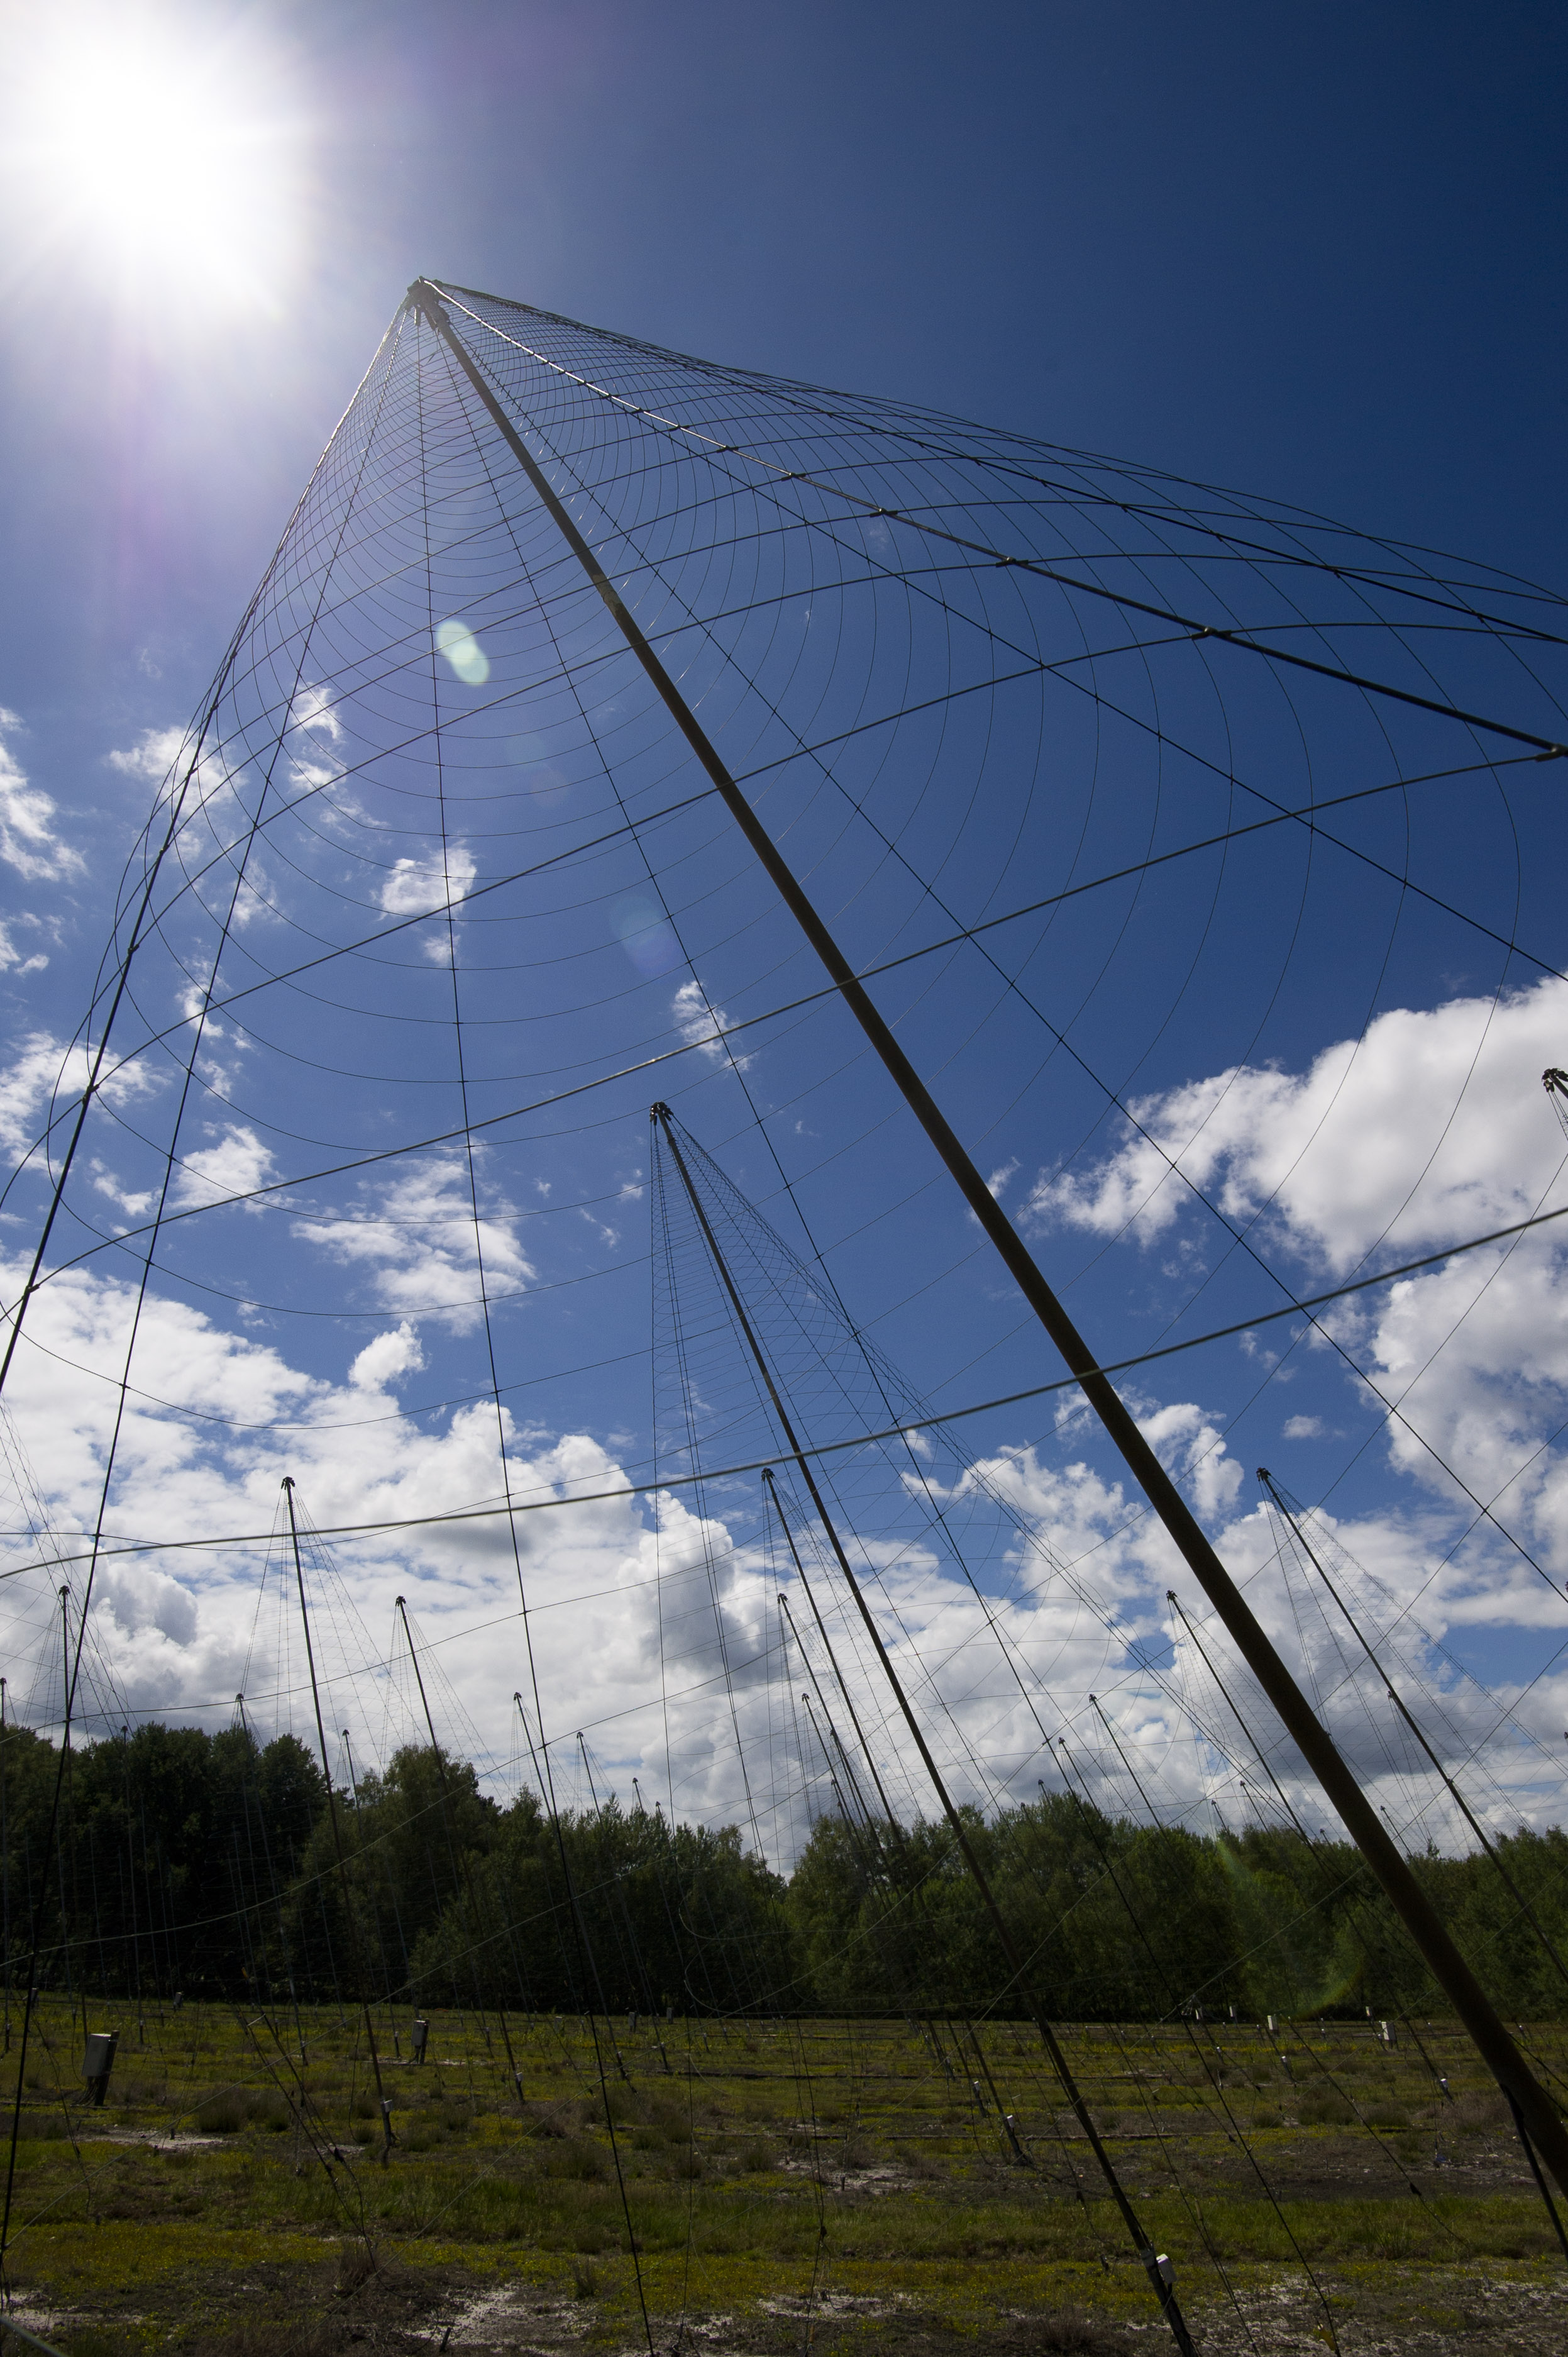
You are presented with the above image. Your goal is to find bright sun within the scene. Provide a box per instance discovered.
[13,11,301,309]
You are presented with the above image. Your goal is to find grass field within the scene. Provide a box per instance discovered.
[0,1995,1562,2354]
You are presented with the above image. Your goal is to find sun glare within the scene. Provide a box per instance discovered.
[14,13,301,309]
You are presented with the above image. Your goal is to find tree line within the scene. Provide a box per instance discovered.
[1,1721,1564,2021]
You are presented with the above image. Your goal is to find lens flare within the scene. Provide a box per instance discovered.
[612,894,682,977]
[436,620,490,685]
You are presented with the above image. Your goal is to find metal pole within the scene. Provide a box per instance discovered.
[1259,1470,1568,1995]
[1090,1697,1162,1827]
[282,1479,393,2165]
[394,1596,526,2106]
[766,1472,900,1826]
[779,1593,877,1837]
[120,1723,141,2040]
[238,1694,307,2065]
[653,1104,1194,2352]
[798,1690,863,1838]
[415,279,1568,2190]
[398,1602,526,2083]
[1166,1592,1321,1852]
[341,1725,408,2063]
[1050,1753,1344,2349]
[1,1680,8,2053]
[57,1591,87,2060]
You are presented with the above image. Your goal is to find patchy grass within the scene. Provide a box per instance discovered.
[0,2001,1561,2351]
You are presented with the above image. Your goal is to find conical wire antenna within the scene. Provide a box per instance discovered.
[6,278,1568,2200]
[9,275,1567,1523]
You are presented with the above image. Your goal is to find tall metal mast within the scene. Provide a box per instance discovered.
[1166,1591,1321,1853]
[394,1595,526,2104]
[652,1102,1195,2353]
[282,1478,394,2163]
[765,1470,899,1827]
[778,1590,877,1838]
[1,1680,8,2053]
[1258,1469,1568,1995]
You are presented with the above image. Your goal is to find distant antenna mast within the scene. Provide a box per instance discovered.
[282,1478,394,2165]
[1258,1469,1568,1995]
[1543,1067,1568,1142]
[394,1596,526,2110]
[653,1101,1196,2354]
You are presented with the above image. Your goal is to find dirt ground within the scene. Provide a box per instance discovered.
[11,2263,1566,2356]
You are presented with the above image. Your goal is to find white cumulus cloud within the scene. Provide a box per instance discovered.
[672,977,750,1068]
[350,1322,425,1391]
[172,1123,277,1211]
[1028,974,1568,1272]
[0,1033,160,1164]
[294,1156,534,1331]
[107,724,187,784]
[379,847,478,919]
[0,918,49,979]
[0,1236,1556,1856]
[0,711,84,883]
[289,685,342,743]
[1025,975,1568,1585]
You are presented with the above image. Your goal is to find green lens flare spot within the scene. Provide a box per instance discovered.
[436,618,490,685]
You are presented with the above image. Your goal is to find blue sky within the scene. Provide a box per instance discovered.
[6,0,1567,716]
[0,1,1564,1846]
